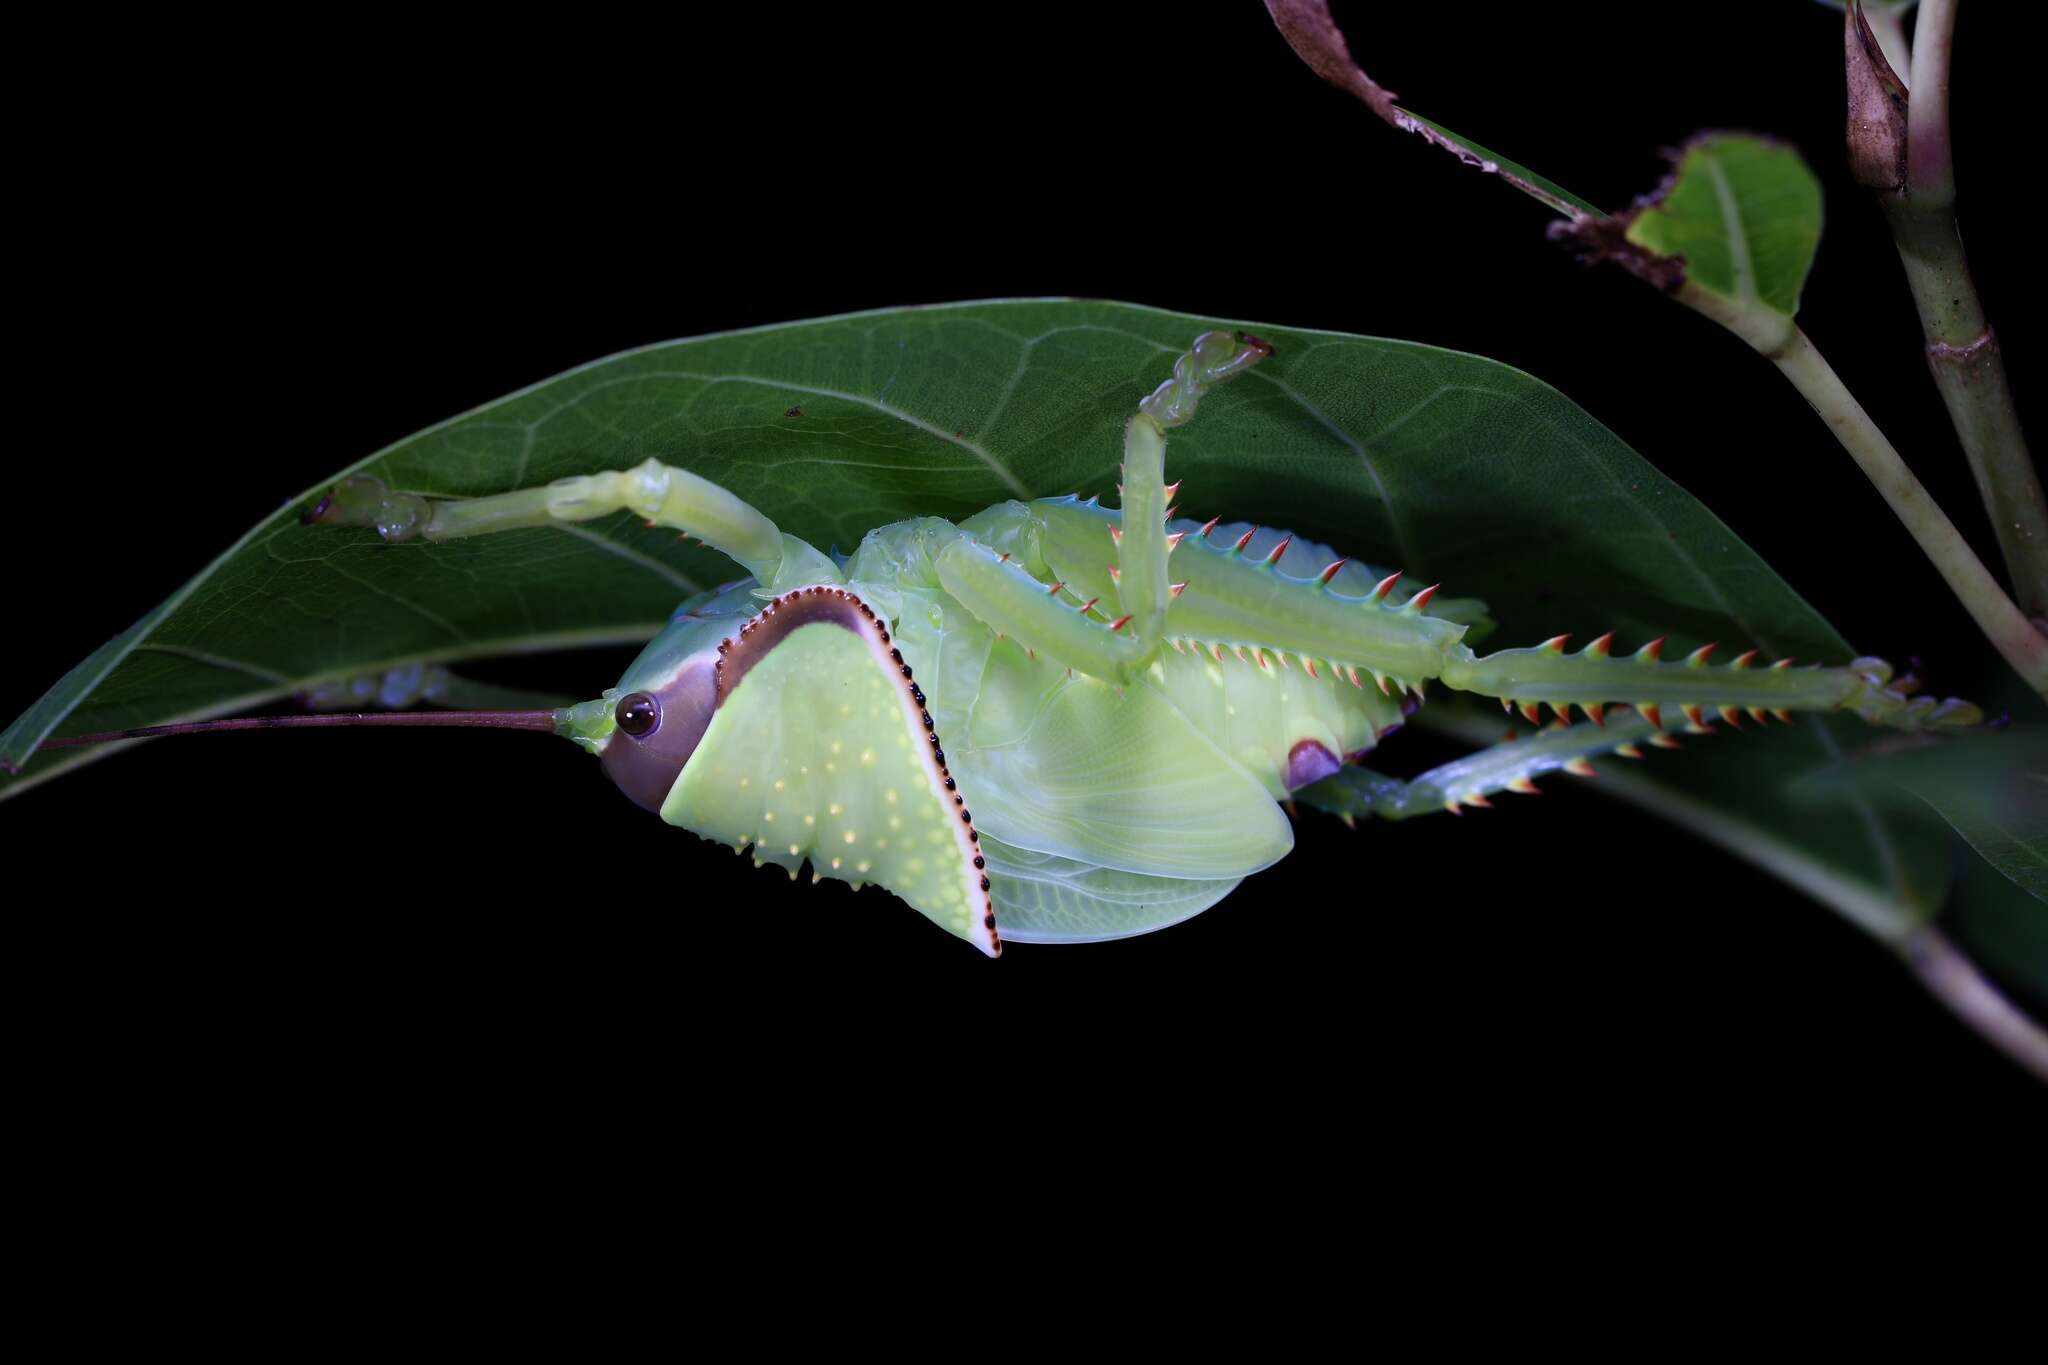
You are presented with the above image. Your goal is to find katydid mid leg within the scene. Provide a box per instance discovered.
[1116,329,1273,664]
[934,329,1274,685]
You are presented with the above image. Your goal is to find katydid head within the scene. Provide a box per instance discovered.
[596,651,720,813]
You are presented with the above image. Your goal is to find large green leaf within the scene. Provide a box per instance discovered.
[0,299,1947,933]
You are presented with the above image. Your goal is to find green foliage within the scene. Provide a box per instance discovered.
[1254,0,2041,1061]
[1793,665,2048,994]
[1801,730,2048,905]
[1624,134,1825,321]
[1,299,1949,937]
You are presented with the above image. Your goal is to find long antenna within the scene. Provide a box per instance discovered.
[28,708,563,757]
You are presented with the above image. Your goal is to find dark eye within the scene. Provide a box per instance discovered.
[616,691,661,737]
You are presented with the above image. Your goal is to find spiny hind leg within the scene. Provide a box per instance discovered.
[1436,633,1983,733]
[1294,711,1686,821]
[305,458,792,584]
[1108,330,1273,673]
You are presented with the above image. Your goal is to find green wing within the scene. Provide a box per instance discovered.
[979,836,1241,944]
[875,583,1294,881]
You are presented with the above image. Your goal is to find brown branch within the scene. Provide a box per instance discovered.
[1264,0,1403,126]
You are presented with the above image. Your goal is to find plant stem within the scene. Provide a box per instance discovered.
[1760,323,2048,696]
[1905,0,1955,203]
[1887,201,2048,618]
[1899,925,2048,1083]
[1876,0,2048,617]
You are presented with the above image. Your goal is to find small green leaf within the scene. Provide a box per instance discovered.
[1622,134,1825,320]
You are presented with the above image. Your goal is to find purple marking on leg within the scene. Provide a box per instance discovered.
[1285,738,1342,791]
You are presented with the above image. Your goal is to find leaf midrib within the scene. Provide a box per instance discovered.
[1704,155,1762,309]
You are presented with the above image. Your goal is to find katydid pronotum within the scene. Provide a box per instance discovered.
[25,331,1979,955]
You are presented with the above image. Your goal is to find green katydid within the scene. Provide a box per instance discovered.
[25,330,1980,956]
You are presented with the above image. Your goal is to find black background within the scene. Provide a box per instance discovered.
[10,2,2043,1354]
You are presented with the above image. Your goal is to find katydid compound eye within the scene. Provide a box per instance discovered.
[600,656,717,813]
[616,692,660,736]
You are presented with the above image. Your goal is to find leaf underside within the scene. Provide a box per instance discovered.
[1,299,1947,930]
[1800,731,2048,906]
